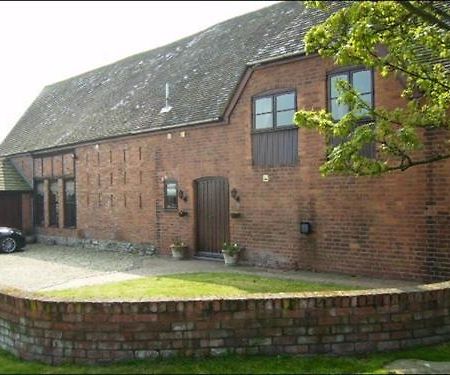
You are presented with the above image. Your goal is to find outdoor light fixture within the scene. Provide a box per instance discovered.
[178,189,187,201]
[299,221,312,235]
[230,188,240,202]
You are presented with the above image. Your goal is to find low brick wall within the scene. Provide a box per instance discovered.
[0,282,449,365]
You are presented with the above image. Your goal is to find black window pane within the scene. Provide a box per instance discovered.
[64,179,76,228]
[331,98,349,120]
[330,74,348,98]
[165,181,178,209]
[276,92,295,111]
[255,97,272,114]
[276,109,295,127]
[49,181,59,227]
[352,70,372,94]
[255,113,273,129]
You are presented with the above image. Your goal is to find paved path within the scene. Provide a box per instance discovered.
[385,359,450,374]
[0,244,417,292]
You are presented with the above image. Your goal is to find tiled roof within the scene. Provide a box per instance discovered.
[0,159,31,191]
[0,1,336,157]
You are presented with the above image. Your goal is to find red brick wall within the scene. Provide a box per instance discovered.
[0,282,448,365]
[9,55,450,280]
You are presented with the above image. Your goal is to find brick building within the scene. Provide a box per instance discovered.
[0,2,449,280]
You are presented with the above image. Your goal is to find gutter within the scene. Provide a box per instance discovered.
[246,50,306,67]
[129,117,222,135]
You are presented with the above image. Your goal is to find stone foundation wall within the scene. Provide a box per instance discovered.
[0,282,448,365]
[36,235,157,256]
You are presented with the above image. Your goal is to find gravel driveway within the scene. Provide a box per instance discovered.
[0,244,417,292]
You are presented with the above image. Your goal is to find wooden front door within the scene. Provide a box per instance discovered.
[0,192,22,229]
[196,177,229,256]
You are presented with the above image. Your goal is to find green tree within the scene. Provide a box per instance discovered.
[295,1,450,175]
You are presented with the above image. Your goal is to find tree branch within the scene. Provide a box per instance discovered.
[398,1,450,31]
[367,50,450,91]
[386,153,450,172]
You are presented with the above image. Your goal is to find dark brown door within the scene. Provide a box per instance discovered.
[0,192,22,229]
[196,177,229,256]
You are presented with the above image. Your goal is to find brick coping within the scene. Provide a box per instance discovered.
[1,280,448,303]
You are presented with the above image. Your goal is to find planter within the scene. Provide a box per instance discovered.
[222,252,239,266]
[170,245,187,260]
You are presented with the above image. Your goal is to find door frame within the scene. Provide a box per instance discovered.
[194,176,230,257]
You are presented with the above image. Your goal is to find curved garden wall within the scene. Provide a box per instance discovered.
[0,282,449,365]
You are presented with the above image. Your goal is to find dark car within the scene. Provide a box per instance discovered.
[0,227,26,253]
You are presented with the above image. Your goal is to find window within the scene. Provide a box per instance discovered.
[64,179,76,228]
[254,91,296,130]
[164,180,178,209]
[49,180,59,227]
[252,91,298,166]
[328,68,373,120]
[328,68,375,157]
[34,181,44,227]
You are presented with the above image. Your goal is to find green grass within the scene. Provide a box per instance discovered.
[42,272,359,300]
[0,343,449,374]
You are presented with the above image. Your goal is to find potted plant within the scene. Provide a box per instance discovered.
[222,242,241,266]
[170,238,187,260]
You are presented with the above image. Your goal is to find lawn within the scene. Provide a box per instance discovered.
[42,272,359,300]
[0,343,449,374]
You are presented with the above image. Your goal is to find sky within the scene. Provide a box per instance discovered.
[0,1,278,143]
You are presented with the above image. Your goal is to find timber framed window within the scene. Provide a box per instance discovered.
[328,68,373,120]
[253,91,297,130]
[252,90,298,166]
[34,180,45,227]
[64,179,76,228]
[164,180,178,210]
[327,68,375,157]
[49,180,59,227]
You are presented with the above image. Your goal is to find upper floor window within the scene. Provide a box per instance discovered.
[164,180,178,210]
[251,90,298,167]
[253,91,296,130]
[328,68,373,120]
[328,68,375,158]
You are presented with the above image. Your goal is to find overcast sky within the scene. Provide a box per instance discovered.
[0,1,278,143]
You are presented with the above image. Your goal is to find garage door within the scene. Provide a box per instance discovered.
[0,192,22,229]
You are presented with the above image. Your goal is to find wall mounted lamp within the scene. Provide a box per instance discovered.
[178,189,188,201]
[230,188,240,202]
